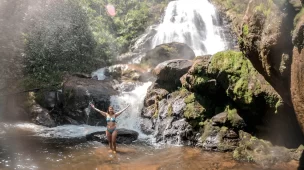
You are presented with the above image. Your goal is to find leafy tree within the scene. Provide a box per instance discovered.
[24,0,101,88]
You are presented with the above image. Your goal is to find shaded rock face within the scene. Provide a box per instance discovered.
[141,50,304,152]
[141,42,195,67]
[152,59,193,92]
[197,120,240,152]
[27,92,56,127]
[292,13,304,134]
[211,0,298,106]
[29,104,56,127]
[86,128,139,144]
[117,25,158,64]
[141,89,196,145]
[231,130,304,168]
[211,0,304,141]
[63,76,117,126]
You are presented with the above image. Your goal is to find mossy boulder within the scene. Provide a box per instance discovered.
[291,9,304,133]
[198,120,239,151]
[212,0,296,106]
[182,92,215,129]
[141,42,195,67]
[233,130,292,167]
[208,51,281,110]
[180,55,217,94]
[211,106,246,129]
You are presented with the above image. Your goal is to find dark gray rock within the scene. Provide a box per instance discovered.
[63,76,118,126]
[171,98,186,117]
[140,118,154,135]
[30,104,56,127]
[86,128,139,144]
[211,111,246,129]
[153,59,193,91]
[154,118,194,145]
[141,42,195,67]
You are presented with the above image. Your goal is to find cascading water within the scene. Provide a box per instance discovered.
[109,82,152,135]
[151,0,227,56]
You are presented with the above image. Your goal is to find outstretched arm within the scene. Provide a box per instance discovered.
[115,104,130,117]
[90,104,107,117]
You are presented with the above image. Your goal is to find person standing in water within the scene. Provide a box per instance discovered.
[90,103,130,153]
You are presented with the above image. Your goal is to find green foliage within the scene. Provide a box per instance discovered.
[183,93,213,121]
[254,1,272,16]
[209,51,257,105]
[294,8,304,26]
[79,0,168,60]
[167,103,173,117]
[242,24,249,36]
[23,0,169,89]
[24,0,98,89]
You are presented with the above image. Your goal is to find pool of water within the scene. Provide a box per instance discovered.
[0,123,299,170]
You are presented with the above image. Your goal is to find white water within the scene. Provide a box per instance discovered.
[152,0,226,56]
[110,82,152,137]
[0,122,105,138]
[91,68,106,80]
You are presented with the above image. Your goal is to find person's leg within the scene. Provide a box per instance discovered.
[106,130,112,152]
[111,129,118,153]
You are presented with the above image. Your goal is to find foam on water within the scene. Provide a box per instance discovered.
[110,82,152,138]
[0,123,105,138]
[91,68,107,80]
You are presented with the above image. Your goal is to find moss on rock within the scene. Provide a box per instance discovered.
[208,50,280,110]
[233,130,292,167]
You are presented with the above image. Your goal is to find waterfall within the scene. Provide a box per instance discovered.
[109,82,152,135]
[151,0,227,56]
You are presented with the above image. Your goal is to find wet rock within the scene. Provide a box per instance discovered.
[171,98,186,117]
[180,55,212,92]
[154,117,194,145]
[141,106,156,118]
[86,128,139,144]
[140,118,154,135]
[29,104,56,127]
[72,72,92,79]
[144,88,169,107]
[113,81,139,92]
[141,42,195,67]
[197,121,239,152]
[290,145,304,161]
[153,59,193,91]
[117,25,157,63]
[211,112,228,125]
[35,91,63,110]
[233,131,292,168]
[104,64,150,82]
[292,19,304,133]
[63,76,117,126]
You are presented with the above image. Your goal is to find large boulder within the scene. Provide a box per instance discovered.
[140,87,208,145]
[212,0,304,136]
[141,42,195,67]
[291,13,304,133]
[86,128,139,144]
[63,76,117,126]
[152,59,193,92]
[29,104,56,127]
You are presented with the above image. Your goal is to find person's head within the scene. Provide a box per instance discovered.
[108,106,114,115]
